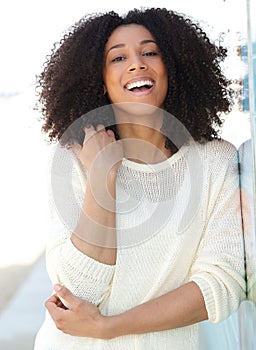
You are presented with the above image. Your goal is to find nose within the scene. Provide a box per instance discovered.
[128,55,147,72]
[129,64,146,72]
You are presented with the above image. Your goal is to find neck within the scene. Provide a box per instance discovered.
[114,107,172,164]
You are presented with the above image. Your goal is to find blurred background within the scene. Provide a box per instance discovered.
[0,0,254,349]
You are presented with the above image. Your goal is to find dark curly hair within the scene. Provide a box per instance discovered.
[36,7,233,147]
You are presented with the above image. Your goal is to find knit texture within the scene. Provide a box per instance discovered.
[34,139,246,350]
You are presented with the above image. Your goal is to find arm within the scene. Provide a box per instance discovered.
[46,281,207,339]
[107,281,207,336]
[45,125,122,306]
[189,143,246,323]
[70,124,123,265]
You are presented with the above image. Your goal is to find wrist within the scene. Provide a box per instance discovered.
[98,314,122,340]
[88,158,120,177]
[100,313,131,340]
[88,166,117,202]
[98,315,115,340]
[88,165,117,186]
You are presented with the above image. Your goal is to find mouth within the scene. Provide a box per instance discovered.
[124,79,154,95]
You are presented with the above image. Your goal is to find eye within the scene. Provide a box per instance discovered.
[111,56,126,62]
[143,51,158,57]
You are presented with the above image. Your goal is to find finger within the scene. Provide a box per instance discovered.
[45,295,58,310]
[53,284,81,309]
[45,298,68,325]
[48,293,68,308]
[83,125,95,133]
[45,293,59,304]
[106,129,115,141]
[83,125,96,143]
[96,124,105,132]
[45,294,64,313]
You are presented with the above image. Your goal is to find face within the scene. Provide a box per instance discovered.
[103,24,168,110]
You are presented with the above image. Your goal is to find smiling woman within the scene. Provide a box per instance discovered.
[34,7,246,350]
[37,8,231,145]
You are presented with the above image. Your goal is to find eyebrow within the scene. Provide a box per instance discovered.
[106,39,157,55]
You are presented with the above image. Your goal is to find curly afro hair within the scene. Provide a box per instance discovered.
[36,7,233,147]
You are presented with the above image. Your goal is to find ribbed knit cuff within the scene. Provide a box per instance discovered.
[59,238,115,283]
[189,274,218,323]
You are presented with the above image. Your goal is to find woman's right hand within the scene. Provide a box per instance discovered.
[70,125,120,255]
[71,124,123,175]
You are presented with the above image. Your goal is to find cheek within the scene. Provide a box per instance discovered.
[159,72,168,93]
[157,61,168,82]
[104,85,119,104]
[103,70,123,102]
[103,69,117,92]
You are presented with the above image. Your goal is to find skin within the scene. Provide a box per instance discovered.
[103,24,168,109]
[45,24,208,339]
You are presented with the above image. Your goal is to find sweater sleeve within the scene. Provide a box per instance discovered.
[189,141,246,323]
[45,144,115,307]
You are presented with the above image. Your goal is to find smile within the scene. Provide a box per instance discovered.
[124,79,154,95]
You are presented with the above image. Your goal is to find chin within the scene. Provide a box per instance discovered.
[113,102,163,118]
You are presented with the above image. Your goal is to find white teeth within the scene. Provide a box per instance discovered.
[126,80,154,90]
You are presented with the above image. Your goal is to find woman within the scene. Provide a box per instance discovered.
[34,7,246,350]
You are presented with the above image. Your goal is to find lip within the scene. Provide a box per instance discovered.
[126,85,154,96]
[124,76,155,87]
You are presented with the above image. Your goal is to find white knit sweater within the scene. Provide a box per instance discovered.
[34,139,246,350]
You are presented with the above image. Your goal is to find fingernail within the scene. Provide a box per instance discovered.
[85,124,92,128]
[54,284,62,292]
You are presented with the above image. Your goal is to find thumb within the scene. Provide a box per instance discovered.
[54,284,78,309]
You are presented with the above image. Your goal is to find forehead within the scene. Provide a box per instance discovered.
[105,24,155,50]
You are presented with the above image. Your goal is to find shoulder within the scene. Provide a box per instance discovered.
[49,143,77,168]
[49,143,86,177]
[193,139,238,164]
[186,139,239,181]
[206,138,237,154]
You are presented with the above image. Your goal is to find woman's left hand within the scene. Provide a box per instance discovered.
[46,281,208,339]
[45,284,109,339]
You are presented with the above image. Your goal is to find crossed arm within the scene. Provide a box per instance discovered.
[45,281,208,339]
